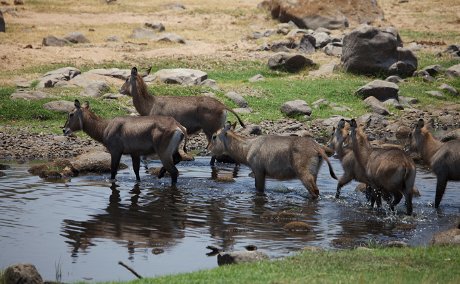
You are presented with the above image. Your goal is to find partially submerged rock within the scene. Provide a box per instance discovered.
[4,263,43,284]
[217,250,269,265]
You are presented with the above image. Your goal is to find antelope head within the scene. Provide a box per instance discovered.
[207,121,236,156]
[408,119,426,152]
[327,119,350,151]
[63,99,87,136]
[119,66,151,96]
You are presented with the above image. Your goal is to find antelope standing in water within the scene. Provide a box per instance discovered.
[119,67,246,165]
[348,119,416,215]
[409,119,460,208]
[208,123,337,198]
[63,100,187,185]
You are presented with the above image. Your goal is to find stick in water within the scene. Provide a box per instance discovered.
[118,261,143,279]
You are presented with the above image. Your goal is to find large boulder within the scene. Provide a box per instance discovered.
[268,52,315,72]
[42,35,70,47]
[64,32,90,44]
[43,100,75,113]
[71,151,127,173]
[217,250,269,265]
[356,80,399,101]
[431,227,460,246]
[260,0,383,30]
[152,68,207,85]
[4,263,44,284]
[37,67,81,88]
[341,25,417,77]
[280,99,312,116]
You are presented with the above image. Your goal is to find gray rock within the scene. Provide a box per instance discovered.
[71,150,127,173]
[357,113,388,129]
[0,11,5,32]
[426,90,445,98]
[37,67,81,88]
[10,91,49,100]
[309,62,337,77]
[42,35,70,47]
[399,96,419,105]
[364,96,390,115]
[217,250,269,266]
[441,129,460,142]
[341,25,417,77]
[200,79,219,90]
[233,107,253,114]
[145,22,165,32]
[153,33,186,44]
[385,75,404,83]
[276,23,292,35]
[43,100,75,113]
[268,52,315,73]
[323,42,342,57]
[86,68,131,80]
[130,27,157,39]
[248,74,265,82]
[446,63,460,78]
[313,31,331,48]
[383,98,404,110]
[384,241,409,248]
[439,83,459,96]
[420,64,444,76]
[280,99,312,116]
[64,32,90,43]
[80,81,110,98]
[106,35,121,42]
[298,34,316,53]
[4,263,43,284]
[356,80,399,101]
[225,91,248,108]
[152,68,207,85]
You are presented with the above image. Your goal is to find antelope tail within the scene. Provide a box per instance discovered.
[178,124,188,153]
[225,107,246,128]
[319,150,338,180]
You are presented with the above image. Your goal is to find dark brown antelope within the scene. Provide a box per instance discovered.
[349,119,416,215]
[328,119,374,200]
[63,100,187,184]
[410,119,460,208]
[208,123,337,198]
[119,67,246,165]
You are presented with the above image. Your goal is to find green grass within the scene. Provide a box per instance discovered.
[103,246,460,284]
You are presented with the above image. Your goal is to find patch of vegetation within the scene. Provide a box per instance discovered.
[400,29,460,45]
[107,246,460,284]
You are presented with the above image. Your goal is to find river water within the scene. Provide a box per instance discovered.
[0,157,458,282]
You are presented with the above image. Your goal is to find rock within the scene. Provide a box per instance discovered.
[153,33,185,44]
[385,75,404,84]
[144,22,165,32]
[441,129,460,142]
[249,74,265,82]
[341,25,417,78]
[71,150,127,173]
[383,98,404,110]
[420,64,444,77]
[106,35,121,42]
[42,35,70,47]
[356,80,399,101]
[200,79,219,90]
[431,227,460,245]
[261,0,383,30]
[446,63,460,78]
[43,100,75,113]
[64,32,90,43]
[298,34,316,53]
[441,45,460,57]
[14,0,24,4]
[280,99,312,116]
[217,250,269,265]
[10,91,49,100]
[309,62,337,77]
[384,241,409,248]
[323,41,342,57]
[313,31,332,48]
[152,68,207,85]
[425,90,445,98]
[0,10,5,32]
[233,108,253,114]
[80,81,110,98]
[225,91,248,108]
[268,52,315,72]
[4,263,43,284]
[399,96,419,105]
[130,27,157,39]
[86,68,131,80]
[37,67,81,88]
[395,125,411,139]
[439,83,458,96]
[284,221,312,232]
[364,96,390,115]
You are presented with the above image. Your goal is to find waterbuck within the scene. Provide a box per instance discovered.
[119,67,246,165]
[208,123,337,198]
[409,119,460,208]
[63,100,187,184]
[349,119,416,215]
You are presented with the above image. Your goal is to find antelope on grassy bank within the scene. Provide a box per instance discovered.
[119,67,246,165]
[409,119,460,208]
[208,123,337,198]
[349,119,416,215]
[63,100,187,184]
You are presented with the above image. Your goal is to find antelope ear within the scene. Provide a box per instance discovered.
[417,119,424,128]
[338,119,345,129]
[143,66,152,77]
[131,67,138,77]
[349,119,357,128]
[74,99,81,109]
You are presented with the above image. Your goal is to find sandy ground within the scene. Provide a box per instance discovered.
[1,0,459,83]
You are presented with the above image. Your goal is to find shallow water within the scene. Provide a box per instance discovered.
[0,157,459,282]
